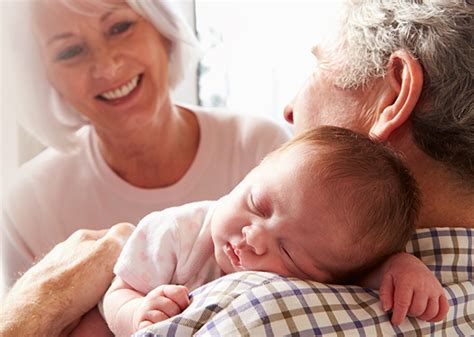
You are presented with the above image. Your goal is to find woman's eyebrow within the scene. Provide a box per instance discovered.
[47,32,74,46]
[46,8,120,46]
[100,9,117,22]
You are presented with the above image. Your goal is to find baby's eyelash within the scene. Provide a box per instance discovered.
[249,193,261,215]
[280,245,293,261]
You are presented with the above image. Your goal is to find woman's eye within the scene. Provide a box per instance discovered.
[56,45,84,61]
[109,21,134,35]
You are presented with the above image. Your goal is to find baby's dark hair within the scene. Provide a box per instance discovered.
[275,126,420,281]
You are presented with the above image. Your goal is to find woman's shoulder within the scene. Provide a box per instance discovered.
[5,131,92,205]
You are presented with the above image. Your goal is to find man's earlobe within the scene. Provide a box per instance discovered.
[370,50,423,141]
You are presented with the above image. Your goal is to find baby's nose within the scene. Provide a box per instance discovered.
[242,225,266,255]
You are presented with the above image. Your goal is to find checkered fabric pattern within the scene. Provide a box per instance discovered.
[134,228,473,337]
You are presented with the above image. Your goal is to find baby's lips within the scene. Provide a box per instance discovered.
[226,242,242,267]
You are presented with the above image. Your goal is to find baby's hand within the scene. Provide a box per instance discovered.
[133,284,190,332]
[379,253,449,326]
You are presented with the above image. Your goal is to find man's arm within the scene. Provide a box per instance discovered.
[0,223,134,337]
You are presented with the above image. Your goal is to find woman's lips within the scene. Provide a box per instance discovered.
[95,73,143,106]
[225,242,241,268]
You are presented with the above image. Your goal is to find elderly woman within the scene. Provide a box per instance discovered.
[1,0,289,288]
[1,0,472,336]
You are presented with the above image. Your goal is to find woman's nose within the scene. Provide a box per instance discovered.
[242,225,267,255]
[91,48,123,80]
[283,101,294,124]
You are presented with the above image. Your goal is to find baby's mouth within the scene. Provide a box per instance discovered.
[225,242,241,267]
[96,74,143,101]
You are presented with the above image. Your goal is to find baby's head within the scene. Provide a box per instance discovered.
[211,126,419,283]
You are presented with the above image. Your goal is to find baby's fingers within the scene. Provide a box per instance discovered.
[407,291,429,318]
[144,293,183,318]
[391,286,414,326]
[162,285,190,310]
[418,297,439,321]
[429,295,449,322]
[142,309,169,324]
[379,273,394,312]
[137,318,158,331]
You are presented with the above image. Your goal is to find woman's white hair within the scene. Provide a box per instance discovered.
[324,0,474,182]
[1,0,200,152]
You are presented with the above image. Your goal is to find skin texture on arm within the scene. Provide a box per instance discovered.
[104,277,190,336]
[0,223,134,337]
[103,277,147,335]
[360,252,449,326]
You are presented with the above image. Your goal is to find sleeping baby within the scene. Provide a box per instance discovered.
[101,126,448,336]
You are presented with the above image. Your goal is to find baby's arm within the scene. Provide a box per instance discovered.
[103,277,190,336]
[361,252,449,326]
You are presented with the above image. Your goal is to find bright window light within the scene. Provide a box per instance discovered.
[195,0,344,124]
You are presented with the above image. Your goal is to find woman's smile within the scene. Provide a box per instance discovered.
[96,73,143,107]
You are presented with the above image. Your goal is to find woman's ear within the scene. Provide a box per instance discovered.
[369,50,423,141]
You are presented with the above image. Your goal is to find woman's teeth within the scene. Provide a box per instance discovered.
[99,75,139,100]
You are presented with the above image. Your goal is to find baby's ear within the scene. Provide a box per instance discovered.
[370,50,423,141]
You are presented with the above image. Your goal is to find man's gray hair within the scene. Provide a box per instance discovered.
[327,0,473,182]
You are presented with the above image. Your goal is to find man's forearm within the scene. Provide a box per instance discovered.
[1,283,65,336]
[0,224,134,337]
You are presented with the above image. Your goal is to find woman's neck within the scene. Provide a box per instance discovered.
[95,103,200,189]
[390,127,474,229]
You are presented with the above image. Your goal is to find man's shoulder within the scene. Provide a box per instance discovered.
[407,227,473,284]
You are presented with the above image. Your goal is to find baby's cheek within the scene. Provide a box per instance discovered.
[215,250,233,274]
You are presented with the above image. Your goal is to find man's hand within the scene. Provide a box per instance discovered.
[133,284,190,332]
[1,223,134,337]
[379,253,449,326]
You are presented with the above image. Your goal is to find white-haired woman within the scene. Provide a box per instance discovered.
[1,0,289,285]
[0,0,289,333]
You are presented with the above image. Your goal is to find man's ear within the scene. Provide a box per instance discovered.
[369,50,423,141]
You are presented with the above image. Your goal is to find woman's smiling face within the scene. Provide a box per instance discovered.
[32,0,171,134]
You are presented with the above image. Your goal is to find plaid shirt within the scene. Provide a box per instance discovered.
[135,228,473,336]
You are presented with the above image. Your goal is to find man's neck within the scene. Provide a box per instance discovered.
[413,166,474,229]
[390,127,474,229]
